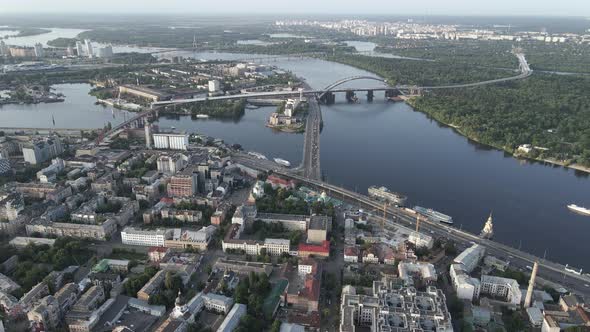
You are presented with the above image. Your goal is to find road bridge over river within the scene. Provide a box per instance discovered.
[151,52,532,107]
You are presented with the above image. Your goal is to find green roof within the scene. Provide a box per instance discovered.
[263,279,288,318]
[91,259,109,273]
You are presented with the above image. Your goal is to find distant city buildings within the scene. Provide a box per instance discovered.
[275,19,589,44]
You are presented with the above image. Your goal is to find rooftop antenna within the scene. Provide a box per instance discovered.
[193,34,197,51]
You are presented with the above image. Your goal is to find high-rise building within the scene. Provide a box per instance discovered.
[144,124,152,149]
[84,39,93,58]
[96,45,113,58]
[208,80,221,93]
[156,154,188,175]
[22,136,64,165]
[524,262,539,308]
[33,43,44,58]
[0,41,8,56]
[167,171,198,197]
[76,41,85,57]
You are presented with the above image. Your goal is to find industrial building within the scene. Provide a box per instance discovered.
[153,132,190,150]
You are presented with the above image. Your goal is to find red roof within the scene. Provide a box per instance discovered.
[344,246,359,257]
[298,240,330,254]
[267,175,295,187]
[160,197,174,204]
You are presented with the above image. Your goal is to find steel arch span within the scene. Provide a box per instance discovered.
[319,76,388,98]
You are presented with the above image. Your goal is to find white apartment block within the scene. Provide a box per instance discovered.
[121,227,171,247]
[263,238,291,255]
[480,275,522,306]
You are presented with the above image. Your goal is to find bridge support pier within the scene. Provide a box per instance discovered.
[345,90,357,103]
[320,92,335,105]
[367,90,374,102]
[385,89,399,99]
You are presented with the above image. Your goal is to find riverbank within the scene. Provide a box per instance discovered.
[405,98,590,175]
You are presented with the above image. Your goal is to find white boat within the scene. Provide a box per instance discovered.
[567,204,590,216]
[565,264,583,275]
[273,158,291,167]
[195,114,209,119]
[414,206,453,225]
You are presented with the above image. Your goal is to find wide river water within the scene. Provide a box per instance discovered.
[1,37,589,270]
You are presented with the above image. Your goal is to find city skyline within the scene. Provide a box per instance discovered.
[1,0,590,17]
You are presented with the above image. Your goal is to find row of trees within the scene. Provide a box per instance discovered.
[184,100,246,119]
[255,184,309,215]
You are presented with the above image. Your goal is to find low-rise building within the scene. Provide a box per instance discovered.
[9,236,56,248]
[217,303,247,332]
[72,285,105,312]
[408,231,434,249]
[28,295,61,331]
[0,273,20,293]
[137,270,167,302]
[161,209,203,223]
[203,293,234,314]
[26,218,118,241]
[343,246,359,263]
[0,192,24,222]
[164,226,216,251]
[54,283,79,314]
[480,275,521,306]
[298,240,330,259]
[397,262,437,286]
[307,215,330,244]
[121,227,171,247]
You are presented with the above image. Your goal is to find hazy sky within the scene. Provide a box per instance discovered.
[1,0,589,16]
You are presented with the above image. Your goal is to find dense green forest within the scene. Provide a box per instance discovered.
[413,74,590,166]
[522,42,590,73]
[372,39,590,74]
[373,39,519,68]
[326,54,512,86]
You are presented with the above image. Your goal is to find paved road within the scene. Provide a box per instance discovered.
[232,155,590,300]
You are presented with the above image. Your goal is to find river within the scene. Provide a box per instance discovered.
[0,83,133,129]
[161,51,590,270]
[2,46,589,270]
[2,27,168,53]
